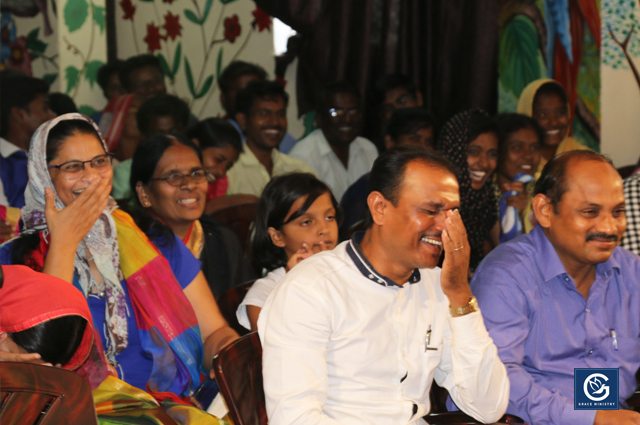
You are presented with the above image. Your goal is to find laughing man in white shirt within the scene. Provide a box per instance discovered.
[259,146,509,425]
[289,81,378,201]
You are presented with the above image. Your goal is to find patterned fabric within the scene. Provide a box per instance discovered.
[622,174,640,255]
[499,173,534,243]
[183,220,205,259]
[21,113,129,367]
[438,110,498,271]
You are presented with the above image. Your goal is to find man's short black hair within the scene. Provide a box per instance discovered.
[316,81,361,110]
[365,146,458,227]
[235,80,289,116]
[97,60,124,97]
[119,54,163,92]
[385,108,435,141]
[534,150,613,213]
[48,93,78,116]
[0,74,50,138]
[373,74,418,104]
[187,117,243,152]
[496,113,545,153]
[533,81,568,107]
[136,94,190,137]
[218,60,267,94]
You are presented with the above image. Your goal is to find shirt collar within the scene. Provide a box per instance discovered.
[313,129,338,157]
[0,138,24,158]
[532,225,621,282]
[346,231,421,288]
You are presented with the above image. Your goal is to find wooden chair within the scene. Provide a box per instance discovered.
[210,201,259,257]
[216,280,255,336]
[212,332,267,425]
[0,362,98,425]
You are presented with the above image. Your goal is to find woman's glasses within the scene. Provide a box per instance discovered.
[47,154,114,174]
[150,169,207,187]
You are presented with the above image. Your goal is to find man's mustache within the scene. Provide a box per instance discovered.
[586,232,619,243]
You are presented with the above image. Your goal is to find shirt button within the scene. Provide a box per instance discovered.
[589,349,594,355]
[585,308,590,313]
[564,276,569,282]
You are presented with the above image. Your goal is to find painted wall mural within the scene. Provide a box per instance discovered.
[115,0,275,118]
[498,0,601,151]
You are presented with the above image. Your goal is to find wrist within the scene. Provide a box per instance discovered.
[445,288,473,308]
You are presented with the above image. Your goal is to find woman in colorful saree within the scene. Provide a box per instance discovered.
[0,113,236,424]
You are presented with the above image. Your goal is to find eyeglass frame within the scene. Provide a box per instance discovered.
[149,168,208,187]
[47,153,115,172]
[324,107,362,119]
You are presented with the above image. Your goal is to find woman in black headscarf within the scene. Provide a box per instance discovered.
[438,110,499,272]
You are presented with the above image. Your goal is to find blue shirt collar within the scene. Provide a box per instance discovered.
[532,225,621,283]
[346,231,421,288]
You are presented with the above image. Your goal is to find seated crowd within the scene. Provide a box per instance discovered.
[0,57,639,425]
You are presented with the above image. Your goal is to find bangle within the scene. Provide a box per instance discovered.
[449,296,478,317]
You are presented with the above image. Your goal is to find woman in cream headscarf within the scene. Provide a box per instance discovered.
[517,78,590,174]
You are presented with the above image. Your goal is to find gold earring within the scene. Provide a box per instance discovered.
[143,201,151,207]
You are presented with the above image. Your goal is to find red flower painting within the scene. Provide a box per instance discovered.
[8,36,32,76]
[224,15,241,43]
[120,0,136,20]
[252,7,271,32]
[163,12,182,40]
[144,23,163,53]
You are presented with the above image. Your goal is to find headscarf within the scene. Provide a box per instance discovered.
[0,264,94,370]
[21,113,128,366]
[438,109,498,271]
[98,93,138,152]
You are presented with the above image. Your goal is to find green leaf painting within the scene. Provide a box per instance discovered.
[185,58,196,97]
[64,0,89,33]
[85,60,105,88]
[184,9,200,25]
[219,0,239,4]
[26,28,40,42]
[26,28,47,54]
[43,73,58,85]
[216,48,224,78]
[78,105,97,117]
[498,15,545,98]
[65,66,81,94]
[196,75,214,99]
[157,54,172,78]
[172,43,182,77]
[93,5,107,34]
[202,0,214,23]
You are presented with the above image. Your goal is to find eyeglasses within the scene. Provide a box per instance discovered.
[47,154,114,174]
[325,108,361,119]
[150,169,207,187]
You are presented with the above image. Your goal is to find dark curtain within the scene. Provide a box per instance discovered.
[258,0,500,137]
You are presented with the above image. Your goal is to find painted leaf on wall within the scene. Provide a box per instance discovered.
[65,65,81,94]
[202,0,214,23]
[43,73,58,85]
[64,0,90,33]
[196,75,214,99]
[498,15,544,98]
[157,54,173,79]
[184,9,200,25]
[78,105,97,117]
[85,60,106,88]
[93,4,106,34]
[185,58,196,97]
[219,0,239,4]
[216,48,223,77]
[172,42,182,77]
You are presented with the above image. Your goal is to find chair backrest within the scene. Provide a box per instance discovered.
[216,280,255,336]
[212,332,267,425]
[210,201,259,257]
[0,362,98,425]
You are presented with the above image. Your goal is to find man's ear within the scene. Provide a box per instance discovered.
[236,112,248,131]
[10,106,28,127]
[532,193,553,228]
[415,91,423,107]
[135,182,152,208]
[367,191,389,226]
[384,135,394,150]
[268,227,286,248]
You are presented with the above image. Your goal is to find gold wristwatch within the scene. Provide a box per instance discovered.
[449,296,478,317]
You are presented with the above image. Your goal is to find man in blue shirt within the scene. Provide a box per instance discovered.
[472,150,640,425]
[0,73,55,208]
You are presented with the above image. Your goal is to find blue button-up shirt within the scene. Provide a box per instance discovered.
[471,225,640,425]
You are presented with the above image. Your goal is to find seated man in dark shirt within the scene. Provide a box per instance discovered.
[339,107,434,239]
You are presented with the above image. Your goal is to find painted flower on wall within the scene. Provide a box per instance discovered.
[252,6,271,32]
[163,12,182,40]
[224,15,241,43]
[8,36,33,76]
[144,23,163,53]
[120,0,136,21]
[1,13,17,65]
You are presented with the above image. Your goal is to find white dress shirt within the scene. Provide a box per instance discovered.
[236,267,286,330]
[289,129,378,201]
[258,233,509,425]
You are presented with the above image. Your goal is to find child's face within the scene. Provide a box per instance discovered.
[269,192,339,259]
[201,144,240,180]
